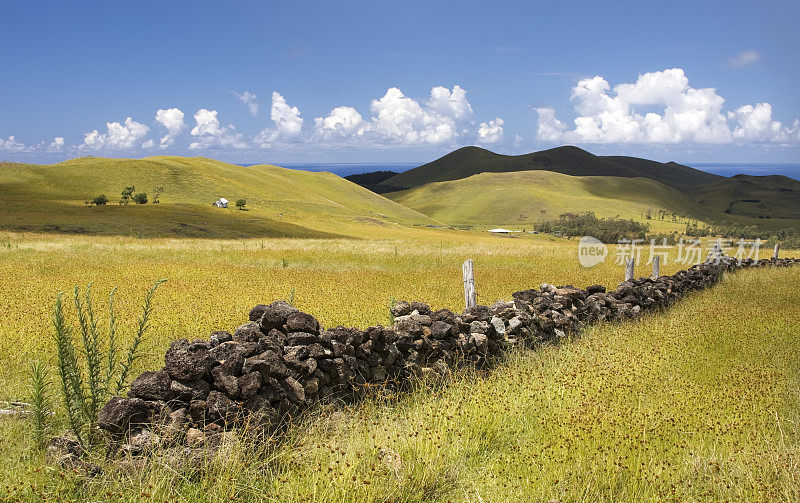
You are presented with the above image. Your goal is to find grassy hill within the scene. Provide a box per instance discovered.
[0,156,437,238]
[380,146,800,231]
[379,145,724,190]
[386,170,706,227]
[686,174,800,220]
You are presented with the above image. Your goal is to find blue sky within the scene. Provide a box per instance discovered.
[1,0,799,164]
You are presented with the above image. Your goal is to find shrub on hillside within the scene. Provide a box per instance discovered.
[133,193,148,205]
[536,212,650,243]
[86,194,108,206]
[236,198,247,210]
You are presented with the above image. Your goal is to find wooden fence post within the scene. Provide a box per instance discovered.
[462,259,476,309]
[625,257,635,282]
[774,243,780,259]
[652,256,660,279]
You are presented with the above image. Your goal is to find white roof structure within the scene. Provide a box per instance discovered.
[213,198,229,208]
[488,228,514,233]
[218,198,229,204]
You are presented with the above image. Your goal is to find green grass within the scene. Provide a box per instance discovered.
[1,253,797,501]
[388,169,800,233]
[0,156,437,238]
[686,174,800,221]
[387,170,702,229]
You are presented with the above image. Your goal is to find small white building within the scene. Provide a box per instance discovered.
[488,228,516,234]
[213,198,229,208]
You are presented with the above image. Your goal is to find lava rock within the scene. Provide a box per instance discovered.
[211,366,239,398]
[286,311,320,334]
[98,397,151,435]
[586,284,606,294]
[244,350,289,379]
[281,377,306,404]
[233,322,264,343]
[253,300,298,332]
[238,371,262,400]
[209,330,233,347]
[390,301,412,317]
[164,339,212,381]
[169,379,210,402]
[128,370,171,401]
[205,391,240,423]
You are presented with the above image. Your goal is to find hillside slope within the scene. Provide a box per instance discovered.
[379,145,724,190]
[686,174,800,220]
[0,156,437,238]
[386,170,707,226]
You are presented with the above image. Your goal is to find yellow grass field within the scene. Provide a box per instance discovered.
[0,228,796,501]
[0,229,693,399]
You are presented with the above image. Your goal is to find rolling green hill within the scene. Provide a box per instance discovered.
[379,145,724,190]
[386,170,706,226]
[0,156,437,238]
[686,174,800,220]
[386,169,800,231]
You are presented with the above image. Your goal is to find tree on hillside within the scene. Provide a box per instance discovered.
[85,194,108,206]
[120,186,135,205]
[133,192,148,205]
[235,198,247,210]
[152,186,164,204]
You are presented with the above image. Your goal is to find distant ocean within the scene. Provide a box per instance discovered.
[240,163,418,177]
[691,163,800,181]
[239,162,800,181]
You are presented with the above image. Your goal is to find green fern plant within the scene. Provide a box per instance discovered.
[51,279,166,448]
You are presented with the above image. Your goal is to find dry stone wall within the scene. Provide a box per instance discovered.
[98,256,798,451]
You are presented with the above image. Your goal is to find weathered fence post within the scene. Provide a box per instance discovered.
[462,259,476,308]
[774,243,780,259]
[652,256,660,279]
[625,257,635,282]
[706,243,722,264]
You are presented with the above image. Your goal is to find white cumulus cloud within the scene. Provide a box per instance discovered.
[49,137,65,151]
[534,68,798,145]
[534,107,568,142]
[427,85,474,123]
[270,91,304,138]
[314,106,366,138]
[234,90,259,116]
[155,108,186,148]
[729,50,761,68]
[367,86,474,145]
[270,85,486,147]
[730,102,789,142]
[0,136,28,152]
[81,117,149,150]
[189,109,245,150]
[255,92,304,147]
[478,117,504,144]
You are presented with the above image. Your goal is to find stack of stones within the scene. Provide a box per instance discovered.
[98,256,798,451]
